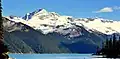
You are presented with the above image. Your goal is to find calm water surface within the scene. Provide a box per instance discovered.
[9,54,108,59]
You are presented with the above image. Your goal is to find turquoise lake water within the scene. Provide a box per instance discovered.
[9,54,93,59]
[9,54,109,59]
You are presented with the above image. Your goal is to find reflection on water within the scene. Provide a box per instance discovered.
[9,54,110,59]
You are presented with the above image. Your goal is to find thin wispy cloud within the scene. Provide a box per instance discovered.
[113,6,120,10]
[94,6,120,13]
[94,7,113,13]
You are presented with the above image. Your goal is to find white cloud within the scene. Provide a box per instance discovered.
[95,7,113,13]
[93,6,120,13]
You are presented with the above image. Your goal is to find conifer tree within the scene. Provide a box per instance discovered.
[105,38,109,48]
[112,34,116,48]
[0,0,9,59]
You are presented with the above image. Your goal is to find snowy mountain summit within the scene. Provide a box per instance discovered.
[6,8,120,35]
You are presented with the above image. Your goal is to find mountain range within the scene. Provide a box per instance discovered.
[3,8,120,53]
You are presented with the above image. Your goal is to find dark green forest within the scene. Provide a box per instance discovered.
[96,34,120,58]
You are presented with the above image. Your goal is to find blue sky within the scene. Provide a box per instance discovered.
[2,0,120,20]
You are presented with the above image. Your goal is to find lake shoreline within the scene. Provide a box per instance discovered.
[9,54,120,59]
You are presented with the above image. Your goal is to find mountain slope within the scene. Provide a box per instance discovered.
[3,17,70,53]
[3,8,120,53]
[3,17,107,53]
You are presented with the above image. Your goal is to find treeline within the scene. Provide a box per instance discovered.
[96,34,120,58]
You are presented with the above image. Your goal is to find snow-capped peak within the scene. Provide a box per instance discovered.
[22,8,48,20]
[73,17,120,35]
[5,9,120,35]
